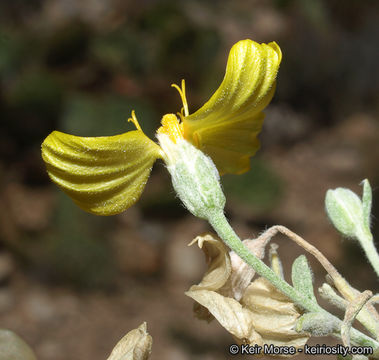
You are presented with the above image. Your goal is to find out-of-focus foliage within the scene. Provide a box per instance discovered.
[222,159,283,212]
[37,192,116,288]
[61,94,157,138]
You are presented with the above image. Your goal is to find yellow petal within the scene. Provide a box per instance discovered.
[41,130,162,215]
[183,39,281,174]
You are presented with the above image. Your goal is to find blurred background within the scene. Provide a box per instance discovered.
[0,0,378,359]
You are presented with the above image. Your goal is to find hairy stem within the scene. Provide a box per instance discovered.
[207,210,319,312]
[206,209,379,353]
[358,232,379,279]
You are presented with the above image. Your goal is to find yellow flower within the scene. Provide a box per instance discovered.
[41,39,281,216]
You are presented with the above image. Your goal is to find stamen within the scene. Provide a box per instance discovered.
[171,79,189,117]
[176,109,184,122]
[127,110,142,131]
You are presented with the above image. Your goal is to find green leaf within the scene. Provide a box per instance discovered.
[291,255,316,303]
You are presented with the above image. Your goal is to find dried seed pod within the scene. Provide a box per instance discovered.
[107,322,152,360]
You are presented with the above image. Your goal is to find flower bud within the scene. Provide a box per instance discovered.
[325,187,366,239]
[157,134,226,220]
[296,312,339,337]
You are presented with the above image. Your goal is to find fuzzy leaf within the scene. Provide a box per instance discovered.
[291,255,316,303]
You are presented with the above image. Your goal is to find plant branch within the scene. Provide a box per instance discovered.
[206,209,379,353]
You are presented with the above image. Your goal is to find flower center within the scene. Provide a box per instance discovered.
[156,114,184,144]
[156,79,189,143]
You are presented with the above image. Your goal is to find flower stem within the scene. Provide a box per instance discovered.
[358,232,379,278]
[206,209,379,352]
[207,209,319,312]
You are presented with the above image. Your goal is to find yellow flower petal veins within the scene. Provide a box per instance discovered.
[41,130,162,215]
[183,39,282,175]
[41,38,282,216]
